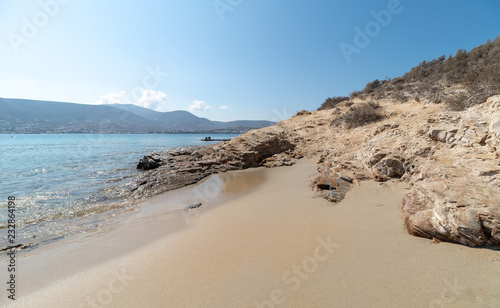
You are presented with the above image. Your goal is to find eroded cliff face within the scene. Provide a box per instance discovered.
[311,95,500,246]
[402,96,500,246]
[134,95,500,246]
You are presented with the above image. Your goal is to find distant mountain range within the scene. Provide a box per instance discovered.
[0,98,275,133]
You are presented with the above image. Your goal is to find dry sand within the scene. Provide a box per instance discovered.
[10,159,500,307]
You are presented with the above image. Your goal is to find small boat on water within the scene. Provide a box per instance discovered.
[201,137,231,142]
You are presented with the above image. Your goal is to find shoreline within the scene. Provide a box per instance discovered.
[7,158,500,307]
[3,165,269,301]
[0,134,242,254]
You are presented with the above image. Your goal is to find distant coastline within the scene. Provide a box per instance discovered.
[1,130,252,134]
[0,98,275,134]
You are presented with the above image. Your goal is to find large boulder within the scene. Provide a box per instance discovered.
[137,153,165,170]
[403,162,500,246]
[227,127,295,167]
[401,96,500,246]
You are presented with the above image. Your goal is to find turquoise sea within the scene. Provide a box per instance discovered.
[0,134,238,250]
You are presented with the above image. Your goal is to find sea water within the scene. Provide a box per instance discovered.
[0,134,238,250]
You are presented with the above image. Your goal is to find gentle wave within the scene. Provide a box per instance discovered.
[0,133,239,251]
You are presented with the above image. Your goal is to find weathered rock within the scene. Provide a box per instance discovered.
[363,148,407,181]
[313,175,352,203]
[137,146,201,170]
[403,162,500,246]
[131,127,297,199]
[137,153,164,170]
[311,95,500,246]
[188,203,202,210]
[414,146,433,157]
[340,175,353,183]
[293,110,312,117]
[327,189,343,202]
[130,94,500,248]
[374,123,399,135]
[371,156,405,181]
[261,150,302,168]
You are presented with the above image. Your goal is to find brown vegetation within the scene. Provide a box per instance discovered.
[319,36,500,111]
[332,101,384,128]
[318,96,349,111]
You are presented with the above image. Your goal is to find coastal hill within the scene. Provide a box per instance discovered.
[0,98,275,133]
[319,35,500,111]
[133,37,500,247]
[105,103,275,131]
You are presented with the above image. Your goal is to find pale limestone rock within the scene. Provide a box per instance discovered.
[132,94,500,247]
[403,162,500,246]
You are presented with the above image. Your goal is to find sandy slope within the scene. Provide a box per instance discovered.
[11,159,500,308]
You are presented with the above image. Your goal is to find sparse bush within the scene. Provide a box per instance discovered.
[445,93,468,111]
[390,36,499,105]
[392,91,408,103]
[343,100,354,107]
[362,79,381,94]
[350,90,361,99]
[317,96,349,111]
[445,88,493,111]
[318,36,500,110]
[334,101,384,129]
[468,87,494,107]
[392,77,406,84]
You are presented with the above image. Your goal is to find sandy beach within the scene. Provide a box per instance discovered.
[3,2,500,307]
[10,158,500,307]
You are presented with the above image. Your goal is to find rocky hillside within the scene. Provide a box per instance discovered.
[134,94,500,247]
[132,38,500,247]
[319,36,500,112]
[311,96,500,246]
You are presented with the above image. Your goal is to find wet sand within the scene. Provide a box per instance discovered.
[9,158,500,307]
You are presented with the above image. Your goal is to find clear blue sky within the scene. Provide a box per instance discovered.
[1,0,499,121]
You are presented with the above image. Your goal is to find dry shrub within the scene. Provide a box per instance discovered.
[318,96,349,111]
[362,79,381,94]
[445,93,468,111]
[335,101,384,129]
[445,88,493,111]
[392,91,408,103]
[350,90,362,99]
[320,36,500,111]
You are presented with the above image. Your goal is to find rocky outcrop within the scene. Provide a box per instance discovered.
[137,146,199,170]
[363,147,407,181]
[132,126,296,198]
[313,174,353,202]
[403,162,500,246]
[401,96,500,246]
[261,150,303,168]
[311,95,500,246]
[131,93,500,247]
